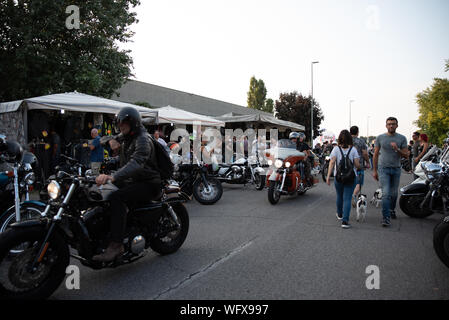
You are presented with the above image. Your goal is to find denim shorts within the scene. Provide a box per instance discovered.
[356,170,364,186]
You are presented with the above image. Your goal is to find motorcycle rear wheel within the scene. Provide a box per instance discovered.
[149,203,189,255]
[399,194,433,218]
[433,218,449,268]
[0,226,69,299]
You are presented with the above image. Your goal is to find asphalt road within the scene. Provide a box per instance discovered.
[52,170,449,300]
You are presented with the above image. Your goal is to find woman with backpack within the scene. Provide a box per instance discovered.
[326,130,361,228]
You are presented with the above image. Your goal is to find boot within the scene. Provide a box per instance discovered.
[92,241,124,262]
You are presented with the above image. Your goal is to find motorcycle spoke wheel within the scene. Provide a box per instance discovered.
[0,228,68,299]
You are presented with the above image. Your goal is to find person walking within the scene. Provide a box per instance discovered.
[326,130,360,229]
[414,133,429,167]
[89,128,104,175]
[372,117,409,226]
[411,131,420,178]
[350,126,370,207]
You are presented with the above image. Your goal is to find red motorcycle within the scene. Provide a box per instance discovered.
[265,139,319,205]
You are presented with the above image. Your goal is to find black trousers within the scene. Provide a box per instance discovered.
[109,181,161,243]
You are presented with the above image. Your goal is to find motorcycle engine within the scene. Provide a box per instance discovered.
[231,165,243,179]
[125,228,146,255]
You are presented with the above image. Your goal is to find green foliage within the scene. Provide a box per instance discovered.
[415,77,449,146]
[0,0,140,102]
[247,76,273,113]
[264,98,274,113]
[134,101,153,108]
[275,91,324,142]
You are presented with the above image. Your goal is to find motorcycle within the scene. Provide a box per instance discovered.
[320,150,333,182]
[210,155,266,190]
[411,145,442,183]
[0,135,46,233]
[170,155,223,205]
[265,139,319,205]
[0,168,190,299]
[399,140,449,219]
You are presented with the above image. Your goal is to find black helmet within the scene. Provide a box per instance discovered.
[289,132,300,140]
[116,107,142,135]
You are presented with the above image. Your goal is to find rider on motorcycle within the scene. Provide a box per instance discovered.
[289,132,313,187]
[93,107,161,262]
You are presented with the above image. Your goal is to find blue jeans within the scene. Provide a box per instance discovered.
[378,167,402,220]
[334,179,356,223]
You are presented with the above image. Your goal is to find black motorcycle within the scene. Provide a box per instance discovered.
[0,168,190,299]
[399,143,449,219]
[210,156,266,190]
[172,160,223,205]
[0,136,45,232]
[320,151,333,182]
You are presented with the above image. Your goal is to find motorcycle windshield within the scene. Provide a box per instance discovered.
[266,147,305,160]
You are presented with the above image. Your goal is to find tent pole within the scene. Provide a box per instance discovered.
[23,103,28,146]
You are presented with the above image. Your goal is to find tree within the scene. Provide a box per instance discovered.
[264,98,274,114]
[275,91,324,143]
[134,101,153,108]
[247,76,273,113]
[0,0,140,102]
[415,77,449,146]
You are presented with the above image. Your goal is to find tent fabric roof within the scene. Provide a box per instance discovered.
[147,105,225,127]
[214,113,305,131]
[0,92,158,122]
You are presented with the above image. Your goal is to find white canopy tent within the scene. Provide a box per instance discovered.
[144,105,225,127]
[214,113,305,132]
[0,92,159,144]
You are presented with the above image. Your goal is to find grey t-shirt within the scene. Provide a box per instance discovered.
[352,136,367,168]
[412,141,420,158]
[375,133,407,168]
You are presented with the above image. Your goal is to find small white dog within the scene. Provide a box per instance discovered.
[356,194,368,222]
[370,188,382,207]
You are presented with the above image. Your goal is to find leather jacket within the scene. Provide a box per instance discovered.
[112,126,161,184]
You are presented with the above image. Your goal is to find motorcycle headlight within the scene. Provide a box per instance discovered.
[325,156,330,161]
[47,180,61,200]
[24,172,35,185]
[285,161,291,168]
[268,159,273,166]
[275,159,283,168]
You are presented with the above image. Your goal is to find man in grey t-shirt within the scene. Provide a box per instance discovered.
[411,131,420,178]
[373,117,409,226]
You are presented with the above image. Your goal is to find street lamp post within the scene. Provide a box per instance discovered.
[367,116,370,142]
[349,99,355,128]
[311,61,319,145]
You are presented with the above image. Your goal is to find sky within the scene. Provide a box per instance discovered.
[121,0,449,141]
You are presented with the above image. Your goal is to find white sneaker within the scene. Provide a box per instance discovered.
[336,213,343,220]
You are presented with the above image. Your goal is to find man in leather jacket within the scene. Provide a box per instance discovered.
[93,107,161,262]
[290,132,313,187]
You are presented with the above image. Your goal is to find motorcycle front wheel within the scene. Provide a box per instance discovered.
[322,163,329,182]
[268,181,281,205]
[149,203,189,255]
[193,177,223,205]
[433,218,449,268]
[254,173,265,191]
[399,194,434,218]
[0,203,44,233]
[0,226,69,299]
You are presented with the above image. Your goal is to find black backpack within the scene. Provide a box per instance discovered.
[335,146,355,185]
[148,135,174,180]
